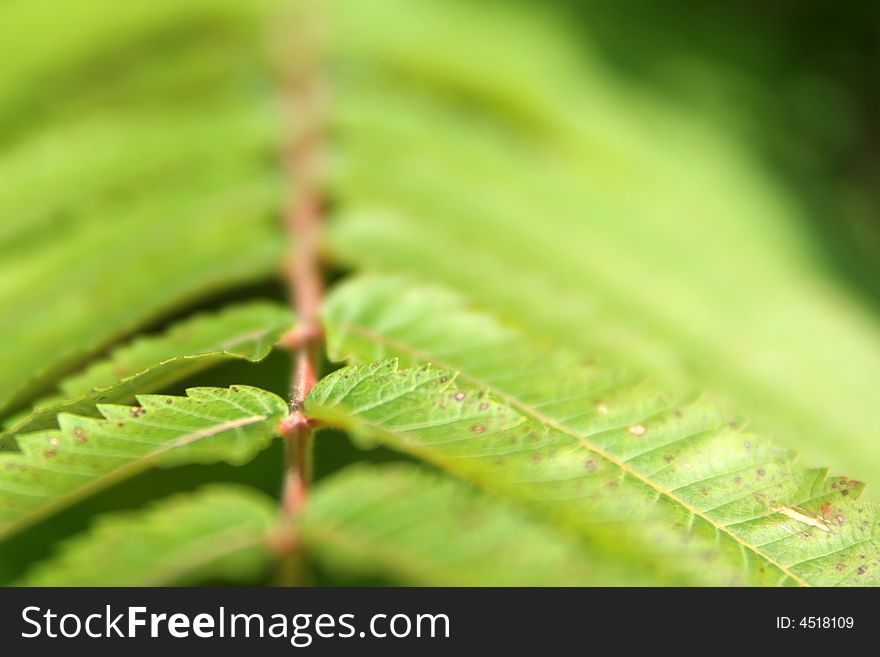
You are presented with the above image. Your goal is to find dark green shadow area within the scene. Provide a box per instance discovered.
[530,0,880,311]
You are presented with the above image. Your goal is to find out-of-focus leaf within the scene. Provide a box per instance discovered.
[321,0,880,487]
[16,485,276,586]
[0,103,277,254]
[312,276,880,586]
[0,386,286,541]
[0,302,293,449]
[0,179,284,418]
[300,464,653,586]
[0,0,268,133]
[0,0,285,419]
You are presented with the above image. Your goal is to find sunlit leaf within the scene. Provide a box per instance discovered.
[312,275,880,586]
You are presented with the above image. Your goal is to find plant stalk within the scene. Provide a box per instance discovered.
[275,7,327,585]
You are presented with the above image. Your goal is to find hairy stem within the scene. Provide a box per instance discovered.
[275,7,327,583]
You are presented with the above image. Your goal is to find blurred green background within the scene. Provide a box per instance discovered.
[557,0,880,304]
[0,0,878,583]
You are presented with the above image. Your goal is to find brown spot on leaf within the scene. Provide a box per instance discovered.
[756,468,765,477]
[584,458,597,472]
[820,503,833,516]
[836,563,846,572]
[44,450,56,458]
[858,566,867,575]
[471,424,485,434]
[73,427,87,444]
[628,424,647,437]
[453,392,466,402]
[479,402,490,411]
[130,407,146,417]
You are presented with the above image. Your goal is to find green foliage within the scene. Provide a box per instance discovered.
[314,276,880,586]
[299,464,645,586]
[0,386,286,541]
[1,0,878,587]
[16,485,277,586]
[0,0,284,417]
[1,301,293,447]
[322,0,880,486]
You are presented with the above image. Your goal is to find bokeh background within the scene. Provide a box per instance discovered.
[0,0,878,583]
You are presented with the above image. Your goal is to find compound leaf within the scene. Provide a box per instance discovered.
[321,0,880,487]
[0,385,286,541]
[310,275,880,587]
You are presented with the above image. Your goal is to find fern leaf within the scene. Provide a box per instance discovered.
[310,275,880,586]
[0,386,286,540]
[1,302,293,448]
[15,485,276,586]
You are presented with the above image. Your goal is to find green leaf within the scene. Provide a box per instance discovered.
[322,0,880,487]
[0,0,285,419]
[0,0,269,133]
[0,386,286,541]
[311,275,880,586]
[0,103,277,256]
[15,485,277,586]
[0,177,284,419]
[1,301,293,449]
[301,463,662,586]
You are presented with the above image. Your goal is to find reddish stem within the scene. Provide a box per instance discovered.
[278,39,325,519]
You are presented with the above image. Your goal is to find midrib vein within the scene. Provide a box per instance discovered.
[338,321,809,587]
[0,414,270,541]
